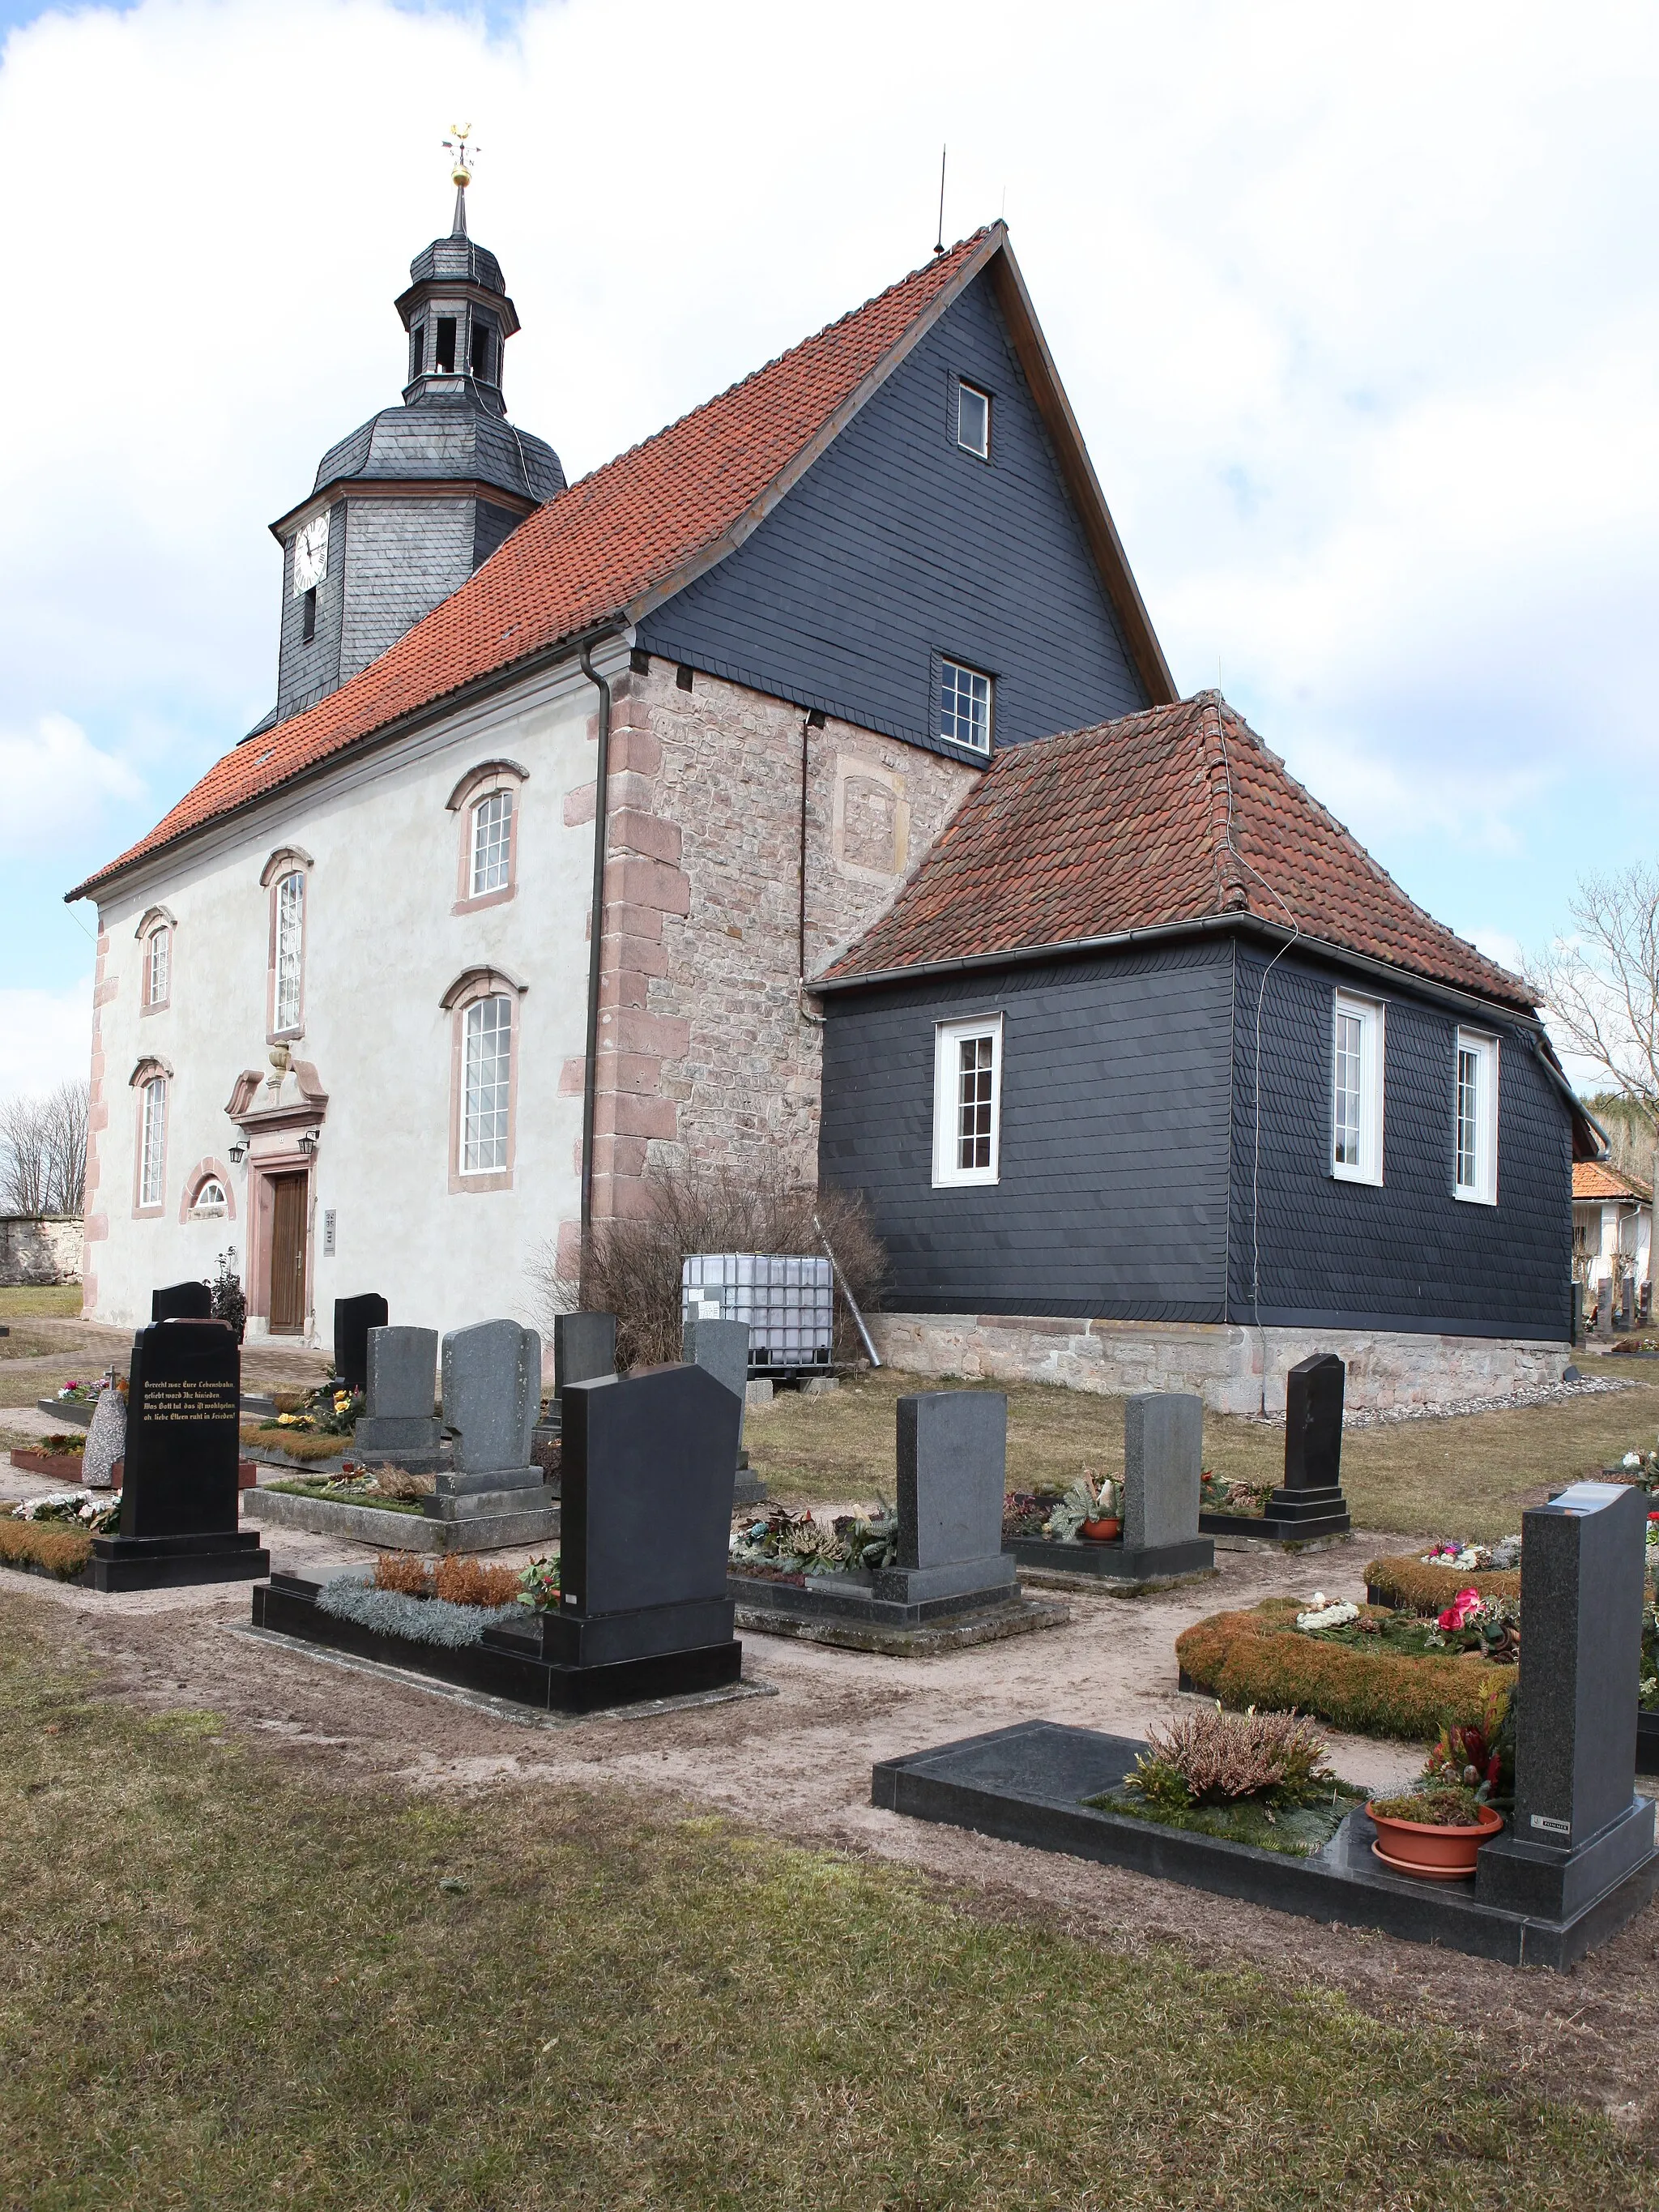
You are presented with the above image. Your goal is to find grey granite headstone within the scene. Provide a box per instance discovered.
[1124,1393,1202,1552]
[82,1381,126,1491]
[554,1312,616,1400]
[1477,1480,1656,1920]
[683,1316,749,1445]
[874,1391,1016,1607]
[353,1326,442,1469]
[439,1319,541,1493]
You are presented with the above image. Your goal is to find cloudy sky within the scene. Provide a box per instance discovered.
[2,0,1655,1099]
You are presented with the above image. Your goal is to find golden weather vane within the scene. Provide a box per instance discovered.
[443,124,479,189]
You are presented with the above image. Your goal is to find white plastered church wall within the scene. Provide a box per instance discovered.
[87,650,612,1347]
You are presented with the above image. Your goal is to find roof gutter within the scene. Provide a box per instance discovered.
[66,617,630,906]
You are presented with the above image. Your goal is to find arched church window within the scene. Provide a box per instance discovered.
[138,1076,167,1212]
[447,760,527,912]
[471,789,513,896]
[191,1176,228,1218]
[262,851,313,1040]
[461,995,513,1175]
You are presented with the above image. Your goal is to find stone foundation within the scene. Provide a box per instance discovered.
[869,1312,1573,1416]
[0,1216,84,1289]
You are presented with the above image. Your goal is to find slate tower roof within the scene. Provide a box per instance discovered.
[259,177,565,732]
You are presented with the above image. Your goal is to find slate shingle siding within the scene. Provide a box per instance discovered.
[1226,946,1571,1338]
[275,502,347,724]
[817,942,1235,1320]
[640,272,1149,760]
[337,497,478,688]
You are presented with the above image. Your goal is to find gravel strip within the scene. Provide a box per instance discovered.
[1239,1373,1637,1430]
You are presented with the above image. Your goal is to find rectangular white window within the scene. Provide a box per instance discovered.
[139,1078,166,1208]
[471,788,513,896]
[939,658,992,754]
[957,381,991,458]
[932,1014,1003,1187]
[275,872,305,1033]
[1454,1029,1499,1204]
[1331,992,1384,1185]
[146,927,169,1006]
[462,995,512,1173]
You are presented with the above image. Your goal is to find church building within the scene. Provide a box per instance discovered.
[70,177,1589,1409]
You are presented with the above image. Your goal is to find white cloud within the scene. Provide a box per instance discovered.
[0,715,142,853]
[0,977,92,1101]
[0,0,1655,972]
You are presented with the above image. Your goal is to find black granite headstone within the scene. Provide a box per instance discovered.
[1263,1353,1350,1535]
[510,1363,739,1670]
[1477,1480,1656,1920]
[151,1279,213,1323]
[87,1319,270,1591]
[332,1293,389,1393]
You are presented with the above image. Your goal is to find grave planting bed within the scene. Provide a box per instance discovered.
[872,1720,1657,1971]
[1176,1599,1509,1738]
[1363,1554,1523,1612]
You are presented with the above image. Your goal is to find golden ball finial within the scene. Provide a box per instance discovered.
[443,123,476,190]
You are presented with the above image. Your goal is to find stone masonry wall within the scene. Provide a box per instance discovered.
[557,660,979,1262]
[870,1310,1575,1416]
[0,1217,84,1288]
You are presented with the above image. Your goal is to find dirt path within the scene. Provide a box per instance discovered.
[6,1505,1657,2146]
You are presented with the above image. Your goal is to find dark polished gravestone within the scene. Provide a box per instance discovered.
[684,1313,767,1508]
[87,1320,270,1592]
[1006,1392,1215,1586]
[477,1361,744,1704]
[151,1280,213,1323]
[1476,1480,1657,1924]
[332,1293,389,1394]
[1200,1352,1352,1545]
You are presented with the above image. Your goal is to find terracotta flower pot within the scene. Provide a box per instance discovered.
[1080,1516,1123,1543]
[1367,1800,1503,1879]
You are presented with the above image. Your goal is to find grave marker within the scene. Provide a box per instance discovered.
[151,1280,213,1323]
[332,1293,389,1394]
[87,1319,269,1590]
[684,1314,768,1506]
[353,1326,443,1472]
[1260,1353,1351,1537]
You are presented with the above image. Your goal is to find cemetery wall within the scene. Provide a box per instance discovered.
[83,647,612,1344]
[0,1215,83,1288]
[871,1310,1572,1416]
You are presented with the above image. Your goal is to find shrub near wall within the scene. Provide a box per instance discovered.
[1363,1558,1523,1615]
[1176,1600,1505,1740]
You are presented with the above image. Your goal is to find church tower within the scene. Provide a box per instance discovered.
[260,140,564,731]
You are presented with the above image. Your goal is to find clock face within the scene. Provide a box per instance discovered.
[292,513,329,596]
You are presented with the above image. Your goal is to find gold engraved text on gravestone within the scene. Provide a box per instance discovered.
[143,1380,237,1425]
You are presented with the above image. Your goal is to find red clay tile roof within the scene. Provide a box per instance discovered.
[1574,1159,1652,1203]
[820,692,1537,1010]
[72,229,998,902]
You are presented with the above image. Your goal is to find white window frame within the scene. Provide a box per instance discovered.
[956,381,992,459]
[1453,1028,1499,1206]
[932,1014,1004,1188]
[460,993,514,1176]
[471,787,514,898]
[274,870,305,1036]
[938,657,993,756]
[1331,992,1384,1186]
[139,1077,166,1210]
[145,925,170,1007]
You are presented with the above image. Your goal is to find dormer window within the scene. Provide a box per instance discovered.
[410,323,425,381]
[469,319,496,382]
[435,316,457,374]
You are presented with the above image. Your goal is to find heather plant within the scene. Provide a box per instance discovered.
[1126,1707,1336,1815]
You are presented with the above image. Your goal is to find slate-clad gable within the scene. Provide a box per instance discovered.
[639,274,1149,754]
[1227,946,1572,1337]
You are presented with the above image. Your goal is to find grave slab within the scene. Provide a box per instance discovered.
[88,1319,270,1591]
[872,1722,1659,1971]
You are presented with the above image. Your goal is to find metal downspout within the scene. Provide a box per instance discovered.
[578,642,616,1305]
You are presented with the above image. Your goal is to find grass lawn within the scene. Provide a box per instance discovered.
[0,1286,83,1322]
[748,1372,1659,1541]
[0,1596,1647,2210]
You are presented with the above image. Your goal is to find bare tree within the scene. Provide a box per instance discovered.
[1529,864,1659,1129]
[0,1081,90,1216]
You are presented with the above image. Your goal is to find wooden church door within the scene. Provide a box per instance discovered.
[269,1174,309,1334]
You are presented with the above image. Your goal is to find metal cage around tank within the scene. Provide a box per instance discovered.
[680,1253,834,1374]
